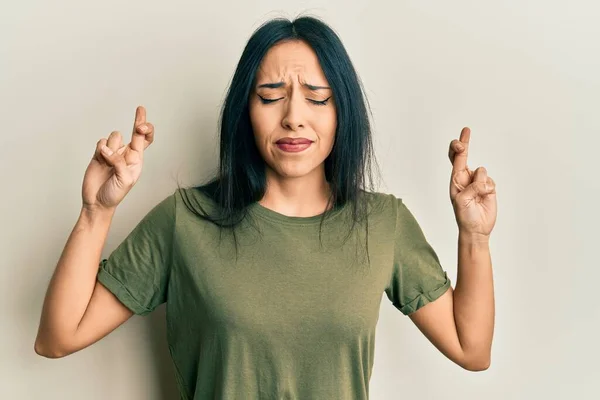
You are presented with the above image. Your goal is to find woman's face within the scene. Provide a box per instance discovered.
[249,40,337,180]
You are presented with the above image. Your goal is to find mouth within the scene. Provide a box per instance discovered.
[275,137,313,145]
[275,137,314,153]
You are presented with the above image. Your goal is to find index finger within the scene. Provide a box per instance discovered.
[452,127,471,172]
[130,106,147,152]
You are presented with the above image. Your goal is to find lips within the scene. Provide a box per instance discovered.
[275,137,313,144]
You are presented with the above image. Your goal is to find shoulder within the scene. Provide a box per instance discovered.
[356,190,406,231]
[361,190,403,215]
[173,186,219,213]
[361,190,426,230]
[126,187,216,227]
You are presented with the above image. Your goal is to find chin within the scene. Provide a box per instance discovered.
[270,162,318,179]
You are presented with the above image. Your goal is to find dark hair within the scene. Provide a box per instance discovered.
[177,14,380,260]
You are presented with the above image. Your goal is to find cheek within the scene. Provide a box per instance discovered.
[317,109,337,149]
[249,103,268,142]
[248,101,261,133]
[249,105,275,163]
[249,99,280,129]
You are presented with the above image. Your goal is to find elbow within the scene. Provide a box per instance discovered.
[34,337,70,359]
[461,354,491,372]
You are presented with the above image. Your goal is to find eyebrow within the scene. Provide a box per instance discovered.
[256,82,331,90]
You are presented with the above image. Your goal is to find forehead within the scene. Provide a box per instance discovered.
[255,40,327,82]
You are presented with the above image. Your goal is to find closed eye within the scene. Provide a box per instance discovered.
[257,95,331,106]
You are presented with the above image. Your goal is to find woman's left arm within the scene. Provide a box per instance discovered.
[409,233,494,371]
[409,127,497,371]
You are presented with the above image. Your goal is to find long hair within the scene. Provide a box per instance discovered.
[177,15,380,260]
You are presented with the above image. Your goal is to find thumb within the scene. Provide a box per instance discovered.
[462,180,495,200]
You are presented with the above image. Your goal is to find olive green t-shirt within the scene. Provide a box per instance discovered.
[97,187,451,399]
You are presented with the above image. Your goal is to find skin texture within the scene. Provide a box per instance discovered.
[249,40,337,217]
[409,128,496,371]
[34,107,153,358]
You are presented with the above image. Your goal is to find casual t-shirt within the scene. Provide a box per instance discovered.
[97,187,451,399]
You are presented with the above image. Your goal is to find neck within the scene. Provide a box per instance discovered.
[259,166,332,218]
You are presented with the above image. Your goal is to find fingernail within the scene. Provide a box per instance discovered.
[138,125,147,133]
[101,145,113,156]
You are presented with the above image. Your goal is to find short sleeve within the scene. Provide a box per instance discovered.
[385,196,452,315]
[97,191,176,316]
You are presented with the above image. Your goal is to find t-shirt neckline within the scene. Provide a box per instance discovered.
[247,200,347,226]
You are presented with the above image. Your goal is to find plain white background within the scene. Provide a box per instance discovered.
[1,0,598,399]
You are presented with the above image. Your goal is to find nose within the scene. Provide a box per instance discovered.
[281,92,305,131]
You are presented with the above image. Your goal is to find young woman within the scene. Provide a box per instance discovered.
[35,16,497,399]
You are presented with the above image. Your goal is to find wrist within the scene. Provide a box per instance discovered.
[79,205,115,227]
[459,231,490,245]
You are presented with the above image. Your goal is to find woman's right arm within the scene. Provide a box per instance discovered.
[34,106,155,358]
[34,207,133,358]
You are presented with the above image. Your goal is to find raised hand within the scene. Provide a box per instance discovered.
[81,106,155,212]
[448,127,497,238]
